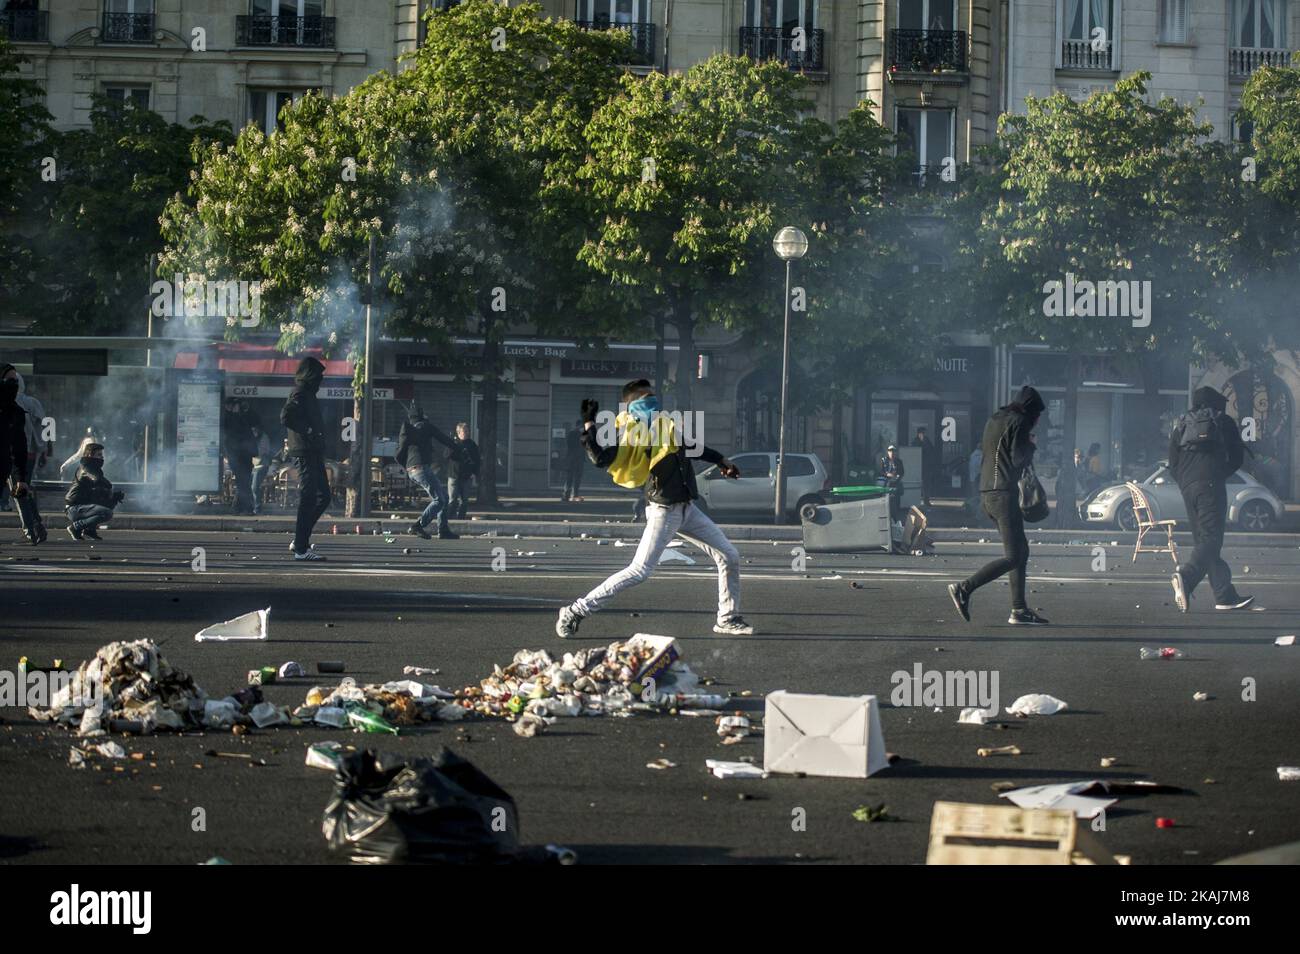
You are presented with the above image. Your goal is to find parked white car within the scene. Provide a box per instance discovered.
[1084,463,1283,532]
[696,452,830,522]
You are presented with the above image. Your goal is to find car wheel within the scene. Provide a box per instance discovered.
[1116,501,1137,533]
[1238,499,1274,532]
[794,495,823,524]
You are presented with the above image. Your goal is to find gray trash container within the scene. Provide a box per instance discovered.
[800,496,892,552]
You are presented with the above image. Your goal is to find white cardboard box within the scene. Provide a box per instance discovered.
[763,691,889,779]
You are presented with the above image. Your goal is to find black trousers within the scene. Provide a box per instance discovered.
[230,453,253,512]
[563,460,583,500]
[292,453,332,553]
[962,490,1029,611]
[1178,480,1239,604]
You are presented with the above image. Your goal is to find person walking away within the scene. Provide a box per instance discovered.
[556,379,753,638]
[396,402,459,540]
[948,386,1050,625]
[64,442,123,540]
[1169,386,1253,612]
[222,396,256,514]
[3,370,48,543]
[280,357,332,560]
[562,419,585,502]
[448,422,479,519]
[879,444,905,522]
[913,426,936,507]
[249,426,273,516]
[1,364,35,543]
[1054,447,1082,530]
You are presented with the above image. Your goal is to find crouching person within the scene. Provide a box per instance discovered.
[65,443,123,540]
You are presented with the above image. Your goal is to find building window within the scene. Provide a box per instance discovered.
[248,89,312,135]
[1230,0,1289,74]
[897,0,953,32]
[418,0,459,45]
[240,0,334,47]
[739,0,824,70]
[1158,0,1187,43]
[896,106,954,184]
[101,0,155,44]
[1,0,49,43]
[574,1,656,64]
[1060,0,1114,70]
[1231,112,1255,144]
[104,84,151,110]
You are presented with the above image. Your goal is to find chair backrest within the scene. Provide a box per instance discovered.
[1125,481,1155,526]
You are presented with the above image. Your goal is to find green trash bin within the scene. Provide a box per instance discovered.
[828,484,889,502]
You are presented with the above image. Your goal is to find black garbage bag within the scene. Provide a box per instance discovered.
[322,748,520,864]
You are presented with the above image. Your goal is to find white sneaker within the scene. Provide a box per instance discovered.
[556,606,584,639]
[1214,596,1254,611]
[293,548,325,561]
[713,615,755,636]
[1171,571,1188,613]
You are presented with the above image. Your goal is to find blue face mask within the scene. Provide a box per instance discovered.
[627,395,659,425]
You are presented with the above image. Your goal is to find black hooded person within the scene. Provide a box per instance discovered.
[395,401,458,540]
[948,385,1050,625]
[64,442,123,540]
[1168,385,1252,612]
[280,357,332,559]
[1,365,33,538]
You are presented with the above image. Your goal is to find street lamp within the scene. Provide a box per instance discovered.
[772,226,808,524]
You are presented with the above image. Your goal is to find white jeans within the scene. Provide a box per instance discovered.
[572,500,741,624]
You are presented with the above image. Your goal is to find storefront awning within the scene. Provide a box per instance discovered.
[173,342,353,377]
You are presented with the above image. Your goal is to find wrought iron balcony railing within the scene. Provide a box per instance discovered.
[889,29,967,74]
[1230,46,1291,76]
[0,9,48,42]
[575,20,656,66]
[1060,37,1113,70]
[236,15,336,48]
[739,26,825,72]
[101,11,155,44]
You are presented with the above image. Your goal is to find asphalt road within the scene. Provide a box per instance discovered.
[1,526,1297,865]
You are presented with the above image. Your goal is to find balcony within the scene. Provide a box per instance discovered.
[739,26,825,72]
[236,15,336,49]
[888,29,967,78]
[100,11,155,44]
[0,9,48,42]
[575,19,656,66]
[1060,38,1113,71]
[1230,46,1292,76]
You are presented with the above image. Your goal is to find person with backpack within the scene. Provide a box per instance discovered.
[1169,386,1252,612]
[948,386,1050,626]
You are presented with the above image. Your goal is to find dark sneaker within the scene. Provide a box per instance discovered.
[82,527,102,541]
[948,583,971,623]
[66,523,83,541]
[293,548,326,561]
[1171,571,1189,613]
[33,523,47,545]
[407,522,432,540]
[713,615,755,636]
[556,606,584,639]
[1008,609,1050,625]
[1215,595,1254,611]
[438,529,460,540]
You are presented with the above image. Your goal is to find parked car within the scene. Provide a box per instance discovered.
[695,452,830,522]
[1083,463,1282,532]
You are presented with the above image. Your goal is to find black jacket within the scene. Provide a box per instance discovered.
[449,437,480,479]
[65,461,120,509]
[0,364,28,484]
[396,415,455,471]
[222,406,256,460]
[1169,386,1245,488]
[980,386,1046,492]
[880,454,904,480]
[581,423,724,506]
[280,358,327,455]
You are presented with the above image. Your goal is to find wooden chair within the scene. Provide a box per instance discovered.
[1125,481,1179,565]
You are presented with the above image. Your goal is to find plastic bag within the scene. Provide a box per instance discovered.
[322,748,520,864]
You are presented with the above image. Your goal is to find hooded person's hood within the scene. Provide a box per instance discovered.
[1010,385,1046,420]
[408,401,425,424]
[294,357,326,393]
[12,370,25,395]
[0,364,18,410]
[1192,386,1228,413]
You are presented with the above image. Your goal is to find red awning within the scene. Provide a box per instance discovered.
[173,343,352,377]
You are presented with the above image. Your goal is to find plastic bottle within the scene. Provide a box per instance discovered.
[345,703,399,735]
[1139,647,1185,660]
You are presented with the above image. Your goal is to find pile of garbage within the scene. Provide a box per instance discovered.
[451,635,729,734]
[294,677,467,734]
[28,640,207,737]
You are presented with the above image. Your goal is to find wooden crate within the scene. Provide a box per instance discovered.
[927,801,1119,865]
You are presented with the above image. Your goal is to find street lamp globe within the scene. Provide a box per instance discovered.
[773,226,809,261]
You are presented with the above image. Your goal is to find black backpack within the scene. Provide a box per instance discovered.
[1178,407,1225,453]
